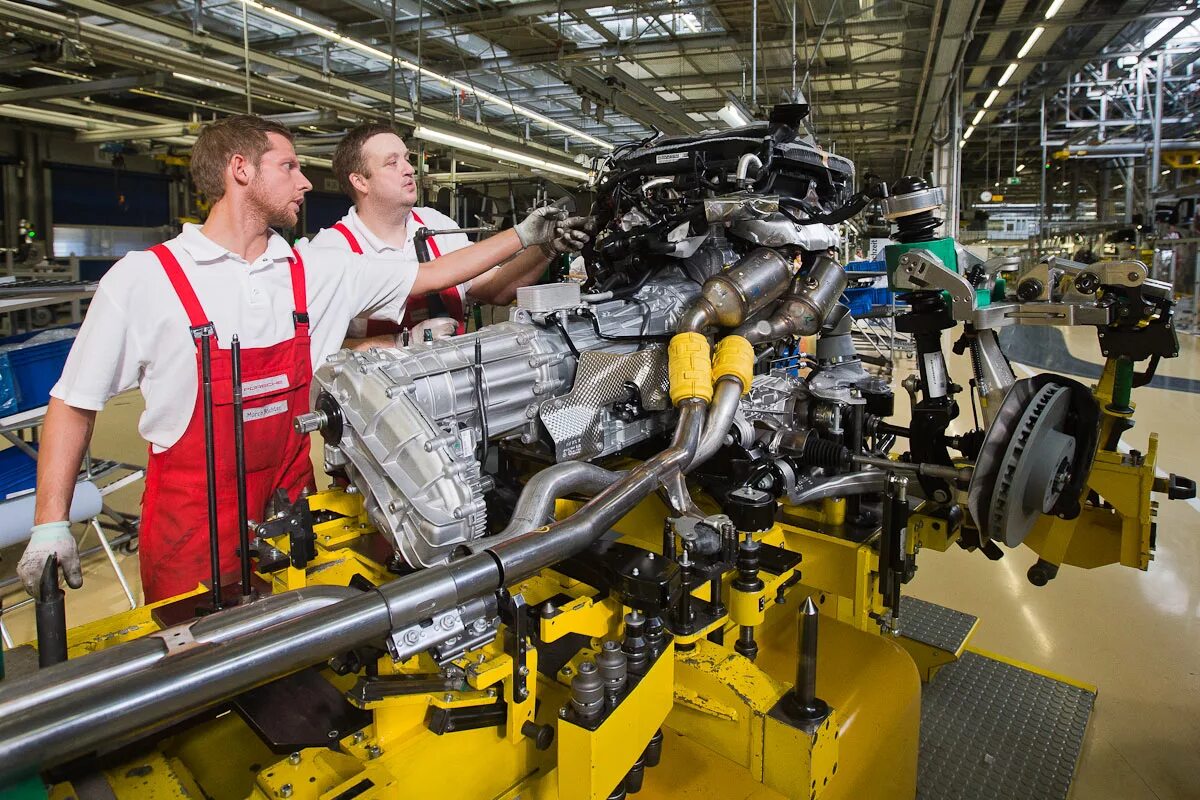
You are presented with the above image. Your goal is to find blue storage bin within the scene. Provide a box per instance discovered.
[845,260,887,273]
[843,287,874,317]
[0,445,37,498]
[0,325,79,416]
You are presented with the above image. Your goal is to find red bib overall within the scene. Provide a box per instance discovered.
[331,210,466,336]
[138,243,316,603]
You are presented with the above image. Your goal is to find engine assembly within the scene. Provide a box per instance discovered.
[0,105,1192,800]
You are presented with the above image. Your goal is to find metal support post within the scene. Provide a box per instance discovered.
[89,518,136,610]
[781,596,829,724]
[751,0,758,107]
[1039,93,1048,253]
[200,334,222,611]
[232,335,251,600]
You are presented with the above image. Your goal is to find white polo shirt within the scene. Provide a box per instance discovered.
[51,223,416,451]
[310,206,471,337]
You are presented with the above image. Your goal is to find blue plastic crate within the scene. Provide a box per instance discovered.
[843,287,875,317]
[0,445,37,498]
[845,259,887,273]
[0,325,79,416]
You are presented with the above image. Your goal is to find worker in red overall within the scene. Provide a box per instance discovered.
[16,114,589,602]
[311,123,591,347]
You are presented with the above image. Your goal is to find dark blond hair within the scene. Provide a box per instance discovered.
[190,115,294,201]
[332,123,399,200]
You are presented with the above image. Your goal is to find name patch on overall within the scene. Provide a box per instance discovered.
[243,400,288,422]
[242,374,289,398]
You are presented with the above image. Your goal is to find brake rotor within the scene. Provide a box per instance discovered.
[968,382,1081,547]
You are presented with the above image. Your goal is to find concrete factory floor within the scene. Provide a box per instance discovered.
[1,325,1198,800]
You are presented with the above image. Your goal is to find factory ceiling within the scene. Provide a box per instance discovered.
[0,0,1194,195]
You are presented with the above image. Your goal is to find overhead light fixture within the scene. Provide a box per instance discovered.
[1018,26,1045,58]
[717,94,754,128]
[983,89,1000,109]
[972,109,986,126]
[28,67,88,81]
[1016,163,1026,172]
[239,0,612,150]
[1044,0,1066,20]
[172,72,242,92]
[963,125,976,140]
[413,125,591,181]
[998,63,1019,86]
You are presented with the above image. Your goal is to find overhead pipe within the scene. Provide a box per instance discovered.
[1149,53,1165,206]
[751,0,759,107]
[1049,140,1196,158]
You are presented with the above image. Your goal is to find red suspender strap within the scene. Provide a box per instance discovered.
[149,243,215,341]
[410,210,443,258]
[332,221,363,255]
[289,248,309,330]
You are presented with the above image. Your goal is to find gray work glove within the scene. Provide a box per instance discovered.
[17,521,81,596]
[540,215,596,257]
[514,206,568,248]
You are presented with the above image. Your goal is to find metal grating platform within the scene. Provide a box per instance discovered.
[918,650,1095,800]
[900,596,978,653]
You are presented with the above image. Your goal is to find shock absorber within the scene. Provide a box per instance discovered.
[881,176,959,503]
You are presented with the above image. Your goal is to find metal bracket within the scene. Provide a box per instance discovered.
[189,322,216,341]
[253,493,316,570]
[1075,260,1146,293]
[498,591,530,703]
[387,597,499,665]
[659,469,704,519]
[983,255,1021,276]
[388,607,466,663]
[896,250,976,320]
[148,624,205,656]
[1005,303,1112,327]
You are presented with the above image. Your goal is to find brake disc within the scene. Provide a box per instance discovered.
[987,384,1076,546]
[968,379,1085,547]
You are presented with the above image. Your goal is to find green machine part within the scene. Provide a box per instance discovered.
[4,775,47,799]
[883,237,995,309]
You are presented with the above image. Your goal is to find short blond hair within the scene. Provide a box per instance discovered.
[190,115,294,201]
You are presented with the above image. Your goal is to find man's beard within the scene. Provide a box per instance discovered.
[249,175,299,228]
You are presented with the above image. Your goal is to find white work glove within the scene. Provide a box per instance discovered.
[17,521,81,597]
[514,206,568,248]
[540,216,596,257]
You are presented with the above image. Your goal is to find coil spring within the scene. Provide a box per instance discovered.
[892,209,941,243]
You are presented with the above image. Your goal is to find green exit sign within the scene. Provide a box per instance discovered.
[1006,176,1022,186]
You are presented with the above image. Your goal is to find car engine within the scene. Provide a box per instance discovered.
[306,103,893,569]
